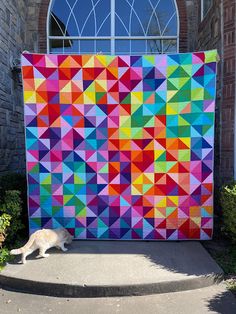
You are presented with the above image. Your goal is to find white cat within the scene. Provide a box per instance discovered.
[10,228,73,264]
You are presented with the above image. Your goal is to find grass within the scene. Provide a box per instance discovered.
[203,240,236,295]
[212,246,236,275]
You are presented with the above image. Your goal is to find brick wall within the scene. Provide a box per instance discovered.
[221,0,236,182]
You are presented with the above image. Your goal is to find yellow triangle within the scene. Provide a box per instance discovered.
[167,90,178,102]
[166,103,177,115]
[144,173,154,184]
[83,92,95,104]
[24,91,36,103]
[156,197,167,207]
[35,78,45,89]
[131,185,142,195]
[154,208,166,218]
[95,80,107,91]
[167,196,179,206]
[96,55,114,67]
[120,128,131,138]
[131,92,142,104]
[61,81,72,93]
[133,174,143,185]
[180,137,191,148]
[82,56,94,68]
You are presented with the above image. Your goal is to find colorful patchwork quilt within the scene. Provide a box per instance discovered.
[22,51,218,240]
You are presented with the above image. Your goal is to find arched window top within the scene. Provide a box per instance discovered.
[47,0,179,55]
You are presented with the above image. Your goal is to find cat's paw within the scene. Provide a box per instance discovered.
[62,247,68,252]
[42,253,50,258]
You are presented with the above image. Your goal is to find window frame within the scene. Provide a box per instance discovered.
[46,0,180,55]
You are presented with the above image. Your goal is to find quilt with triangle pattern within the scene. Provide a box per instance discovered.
[22,50,217,240]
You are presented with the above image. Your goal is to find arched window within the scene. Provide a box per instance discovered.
[47,0,179,55]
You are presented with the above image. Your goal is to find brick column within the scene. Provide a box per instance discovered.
[221,0,236,182]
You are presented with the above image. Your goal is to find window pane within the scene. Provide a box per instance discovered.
[162,39,177,53]
[50,40,64,54]
[154,0,177,36]
[79,40,110,54]
[50,39,79,54]
[63,40,79,53]
[115,0,131,36]
[50,13,66,36]
[146,39,162,54]
[96,40,111,54]
[80,40,96,54]
[95,0,111,36]
[115,40,130,55]
[115,0,177,37]
[50,0,111,36]
[146,13,161,36]
[132,0,151,35]
[131,40,147,54]
[203,0,212,17]
[50,0,71,36]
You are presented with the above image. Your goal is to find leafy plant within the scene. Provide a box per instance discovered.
[0,213,11,247]
[220,183,236,242]
[0,172,28,232]
[0,190,24,246]
[0,248,13,271]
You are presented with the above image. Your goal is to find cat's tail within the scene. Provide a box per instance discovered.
[10,235,35,255]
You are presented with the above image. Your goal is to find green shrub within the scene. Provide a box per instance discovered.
[0,248,13,270]
[220,183,236,242]
[0,172,28,239]
[0,190,25,246]
[0,174,27,270]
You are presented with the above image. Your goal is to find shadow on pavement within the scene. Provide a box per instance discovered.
[206,289,236,314]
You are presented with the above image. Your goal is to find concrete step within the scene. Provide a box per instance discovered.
[0,241,223,298]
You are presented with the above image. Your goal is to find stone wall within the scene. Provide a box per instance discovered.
[0,0,28,174]
[0,0,42,174]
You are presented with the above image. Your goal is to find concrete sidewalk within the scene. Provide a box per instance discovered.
[1,284,236,314]
[0,241,223,297]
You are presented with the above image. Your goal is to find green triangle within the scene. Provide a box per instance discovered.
[96,92,106,102]
[98,218,108,229]
[143,184,153,193]
[156,151,166,161]
[30,163,39,173]
[76,206,86,216]
[99,163,108,173]
[167,80,179,90]
[178,116,190,126]
[166,207,177,216]
[40,185,51,194]
[121,93,131,104]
